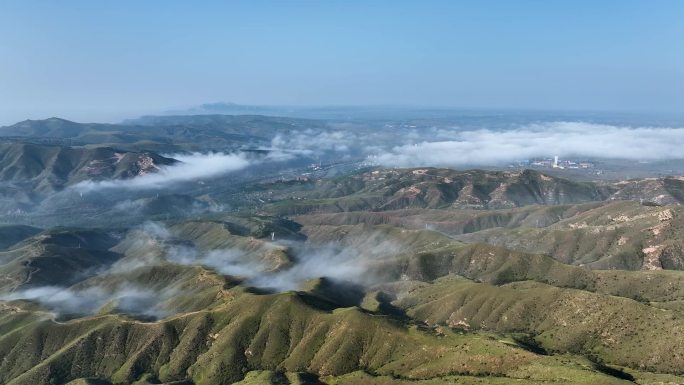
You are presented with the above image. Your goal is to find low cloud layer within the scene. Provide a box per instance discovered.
[250,240,400,291]
[271,130,354,155]
[154,222,401,292]
[164,239,392,292]
[75,152,251,192]
[374,122,684,167]
[0,221,403,318]
[1,285,175,319]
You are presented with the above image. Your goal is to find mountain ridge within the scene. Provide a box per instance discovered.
[0,140,176,193]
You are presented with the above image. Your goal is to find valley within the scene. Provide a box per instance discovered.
[0,114,683,385]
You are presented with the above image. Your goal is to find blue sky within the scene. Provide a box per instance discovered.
[0,1,682,124]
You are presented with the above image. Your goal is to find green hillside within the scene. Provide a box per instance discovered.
[0,278,671,385]
[1,164,684,384]
[260,169,684,217]
[0,140,175,193]
[0,116,325,153]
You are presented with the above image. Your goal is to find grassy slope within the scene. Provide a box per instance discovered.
[2,218,684,384]
[298,223,684,307]
[262,169,609,216]
[0,141,175,193]
[0,282,651,385]
[456,201,684,270]
[296,201,684,271]
[0,229,122,291]
[394,276,684,375]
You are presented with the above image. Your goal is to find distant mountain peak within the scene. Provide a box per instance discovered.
[11,117,77,128]
[45,117,72,122]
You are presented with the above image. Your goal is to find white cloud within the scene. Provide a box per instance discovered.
[1,285,175,319]
[248,240,395,291]
[155,221,401,292]
[165,240,386,292]
[271,130,360,154]
[375,122,684,167]
[74,152,251,192]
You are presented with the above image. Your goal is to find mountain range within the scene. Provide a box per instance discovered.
[0,114,683,385]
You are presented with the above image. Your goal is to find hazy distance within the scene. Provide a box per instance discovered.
[1,1,683,125]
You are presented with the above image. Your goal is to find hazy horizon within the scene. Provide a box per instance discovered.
[4,102,684,128]
[1,1,683,125]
